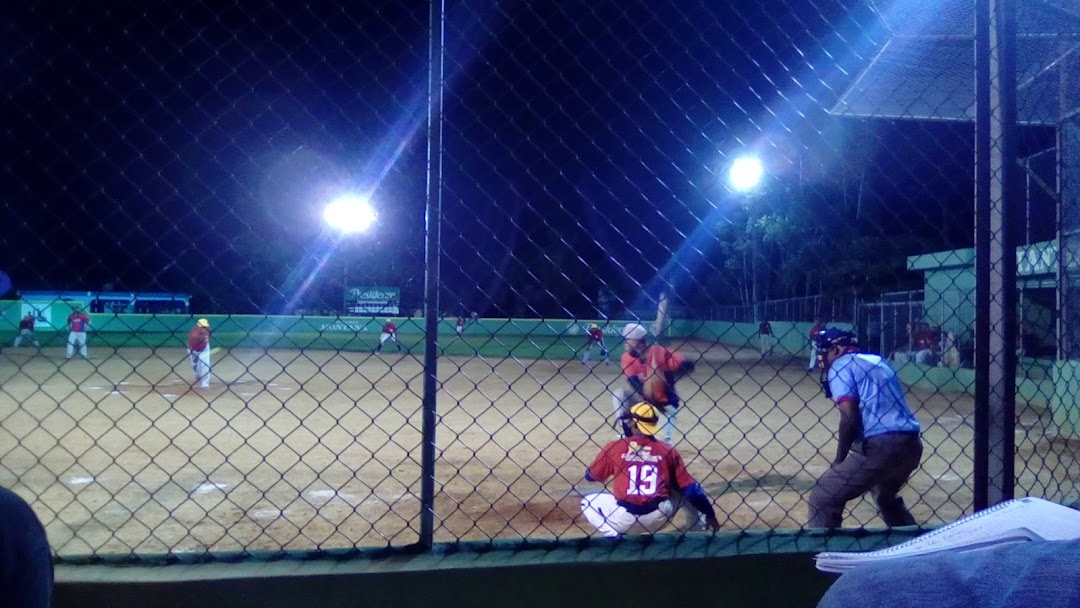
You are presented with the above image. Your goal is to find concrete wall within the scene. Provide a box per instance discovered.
[692,321,854,357]
[52,532,925,608]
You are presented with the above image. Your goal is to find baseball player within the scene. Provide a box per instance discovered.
[374,318,399,353]
[65,306,90,359]
[808,328,923,529]
[614,322,695,443]
[581,402,720,537]
[13,313,40,348]
[758,319,774,356]
[581,323,609,365]
[456,316,464,336]
[187,318,212,389]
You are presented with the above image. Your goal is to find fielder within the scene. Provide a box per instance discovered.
[374,318,399,353]
[808,328,923,529]
[614,323,695,443]
[581,323,609,365]
[187,318,212,389]
[65,306,90,360]
[581,402,720,537]
[13,313,40,348]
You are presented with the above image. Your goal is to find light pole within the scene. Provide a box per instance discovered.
[323,194,377,315]
[728,156,765,321]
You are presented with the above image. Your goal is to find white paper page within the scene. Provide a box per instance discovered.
[815,497,1080,567]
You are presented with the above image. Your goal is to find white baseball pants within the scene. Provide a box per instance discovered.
[189,348,211,388]
[66,332,87,358]
[580,491,703,537]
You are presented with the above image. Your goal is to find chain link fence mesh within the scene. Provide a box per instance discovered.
[0,0,1077,560]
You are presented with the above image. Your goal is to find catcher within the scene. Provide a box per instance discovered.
[581,402,720,537]
[613,322,695,443]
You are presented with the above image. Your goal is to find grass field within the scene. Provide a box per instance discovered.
[0,334,1076,558]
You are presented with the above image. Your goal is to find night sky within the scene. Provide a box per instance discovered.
[0,1,1056,316]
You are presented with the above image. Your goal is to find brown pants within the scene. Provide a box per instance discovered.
[808,432,923,529]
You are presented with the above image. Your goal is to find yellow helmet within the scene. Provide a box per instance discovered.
[197,318,210,328]
[590,323,599,330]
[629,402,662,437]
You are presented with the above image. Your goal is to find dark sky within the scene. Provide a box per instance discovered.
[0,0,1055,316]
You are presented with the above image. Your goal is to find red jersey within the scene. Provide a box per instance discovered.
[456,318,464,328]
[381,322,397,334]
[587,327,604,343]
[68,312,90,332]
[621,345,686,406]
[587,435,696,505]
[19,317,34,331]
[187,326,210,352]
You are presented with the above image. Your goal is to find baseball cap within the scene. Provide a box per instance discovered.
[629,402,662,437]
[814,327,856,350]
[621,323,648,341]
[590,323,599,329]
[197,318,210,328]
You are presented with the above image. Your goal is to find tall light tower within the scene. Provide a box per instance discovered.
[324,194,377,314]
[728,156,765,321]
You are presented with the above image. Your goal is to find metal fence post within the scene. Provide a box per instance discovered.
[420,0,446,550]
[974,0,1018,510]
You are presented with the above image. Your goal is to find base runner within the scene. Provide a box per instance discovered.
[581,402,720,537]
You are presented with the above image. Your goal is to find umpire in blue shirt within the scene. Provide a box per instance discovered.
[808,328,923,529]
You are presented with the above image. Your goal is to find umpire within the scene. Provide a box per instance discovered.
[808,328,923,529]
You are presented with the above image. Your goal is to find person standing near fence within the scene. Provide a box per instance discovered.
[65,306,90,360]
[0,485,53,608]
[758,319,774,356]
[13,313,40,349]
[456,316,464,336]
[187,318,212,389]
[580,402,720,537]
[614,322,695,443]
[581,323,609,365]
[374,318,399,353]
[807,318,826,371]
[808,328,923,529]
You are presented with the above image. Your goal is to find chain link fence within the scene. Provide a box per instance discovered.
[1,0,1077,561]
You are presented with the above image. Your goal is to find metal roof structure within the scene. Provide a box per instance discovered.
[830,0,1080,125]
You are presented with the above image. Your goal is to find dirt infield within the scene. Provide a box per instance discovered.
[0,339,1075,557]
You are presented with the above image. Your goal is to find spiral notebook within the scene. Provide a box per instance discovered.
[815,497,1080,573]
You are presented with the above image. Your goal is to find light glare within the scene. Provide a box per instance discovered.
[323,195,376,234]
[728,156,764,192]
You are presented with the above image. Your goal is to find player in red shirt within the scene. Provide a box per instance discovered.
[65,306,91,359]
[187,318,212,388]
[455,316,464,336]
[13,313,40,348]
[580,323,609,365]
[374,319,399,353]
[581,402,720,537]
[614,323,695,443]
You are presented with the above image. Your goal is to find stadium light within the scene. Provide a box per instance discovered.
[728,156,764,193]
[323,195,377,234]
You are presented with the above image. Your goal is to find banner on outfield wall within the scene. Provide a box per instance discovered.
[344,286,400,315]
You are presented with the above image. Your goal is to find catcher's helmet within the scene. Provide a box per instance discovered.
[813,327,856,351]
[197,318,210,328]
